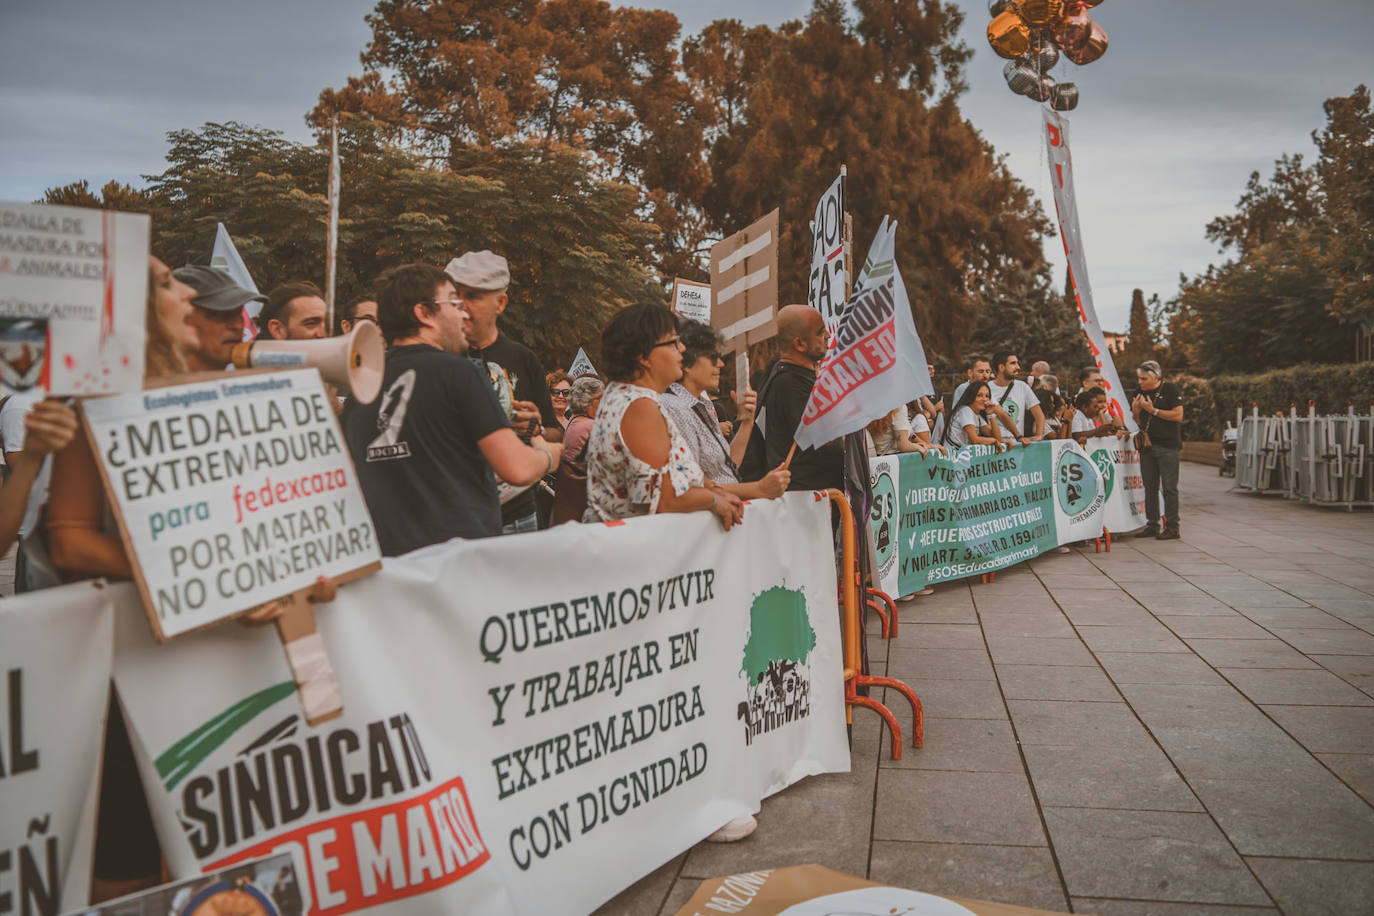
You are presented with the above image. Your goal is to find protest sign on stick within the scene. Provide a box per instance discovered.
[671,277,712,325]
[82,368,382,723]
[710,210,779,353]
[568,346,598,378]
[0,201,149,396]
[807,169,848,337]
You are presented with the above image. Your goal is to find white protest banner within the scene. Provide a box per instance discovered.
[111,493,846,916]
[0,580,113,914]
[1084,437,1149,533]
[795,218,933,451]
[80,369,381,640]
[210,223,263,340]
[710,210,779,352]
[807,170,847,336]
[671,278,712,325]
[0,201,148,397]
[568,347,597,379]
[1042,110,1137,434]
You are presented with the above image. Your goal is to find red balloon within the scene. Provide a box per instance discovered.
[1063,20,1108,64]
[1053,4,1093,50]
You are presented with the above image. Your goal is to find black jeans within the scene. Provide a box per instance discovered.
[1140,445,1180,532]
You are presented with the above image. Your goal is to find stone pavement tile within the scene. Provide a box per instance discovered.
[595,853,684,915]
[1187,776,1374,858]
[887,647,996,680]
[1269,626,1374,656]
[657,878,699,916]
[1071,900,1277,915]
[1096,652,1228,686]
[1123,582,1211,598]
[1314,654,1374,694]
[1316,753,1374,806]
[1007,700,1155,748]
[873,769,1046,846]
[1042,807,1271,905]
[1149,725,1330,783]
[1262,705,1374,754]
[1183,638,1319,669]
[1233,606,1348,629]
[1077,625,1191,654]
[1135,596,1238,616]
[1038,573,1116,590]
[881,717,1025,773]
[1021,744,1203,812]
[892,677,1008,720]
[869,841,1068,912]
[1204,590,1312,609]
[985,636,1098,667]
[1155,615,1271,640]
[907,623,986,650]
[681,767,874,879]
[1116,684,1272,731]
[998,664,1122,702]
[1219,668,1374,707]
[1051,588,1133,607]
[976,611,1077,638]
[1244,857,1374,916]
[904,597,980,625]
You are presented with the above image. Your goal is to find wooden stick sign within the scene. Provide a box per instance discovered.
[710,209,780,353]
[80,368,382,724]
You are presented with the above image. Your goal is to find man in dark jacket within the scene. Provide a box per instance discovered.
[758,305,843,492]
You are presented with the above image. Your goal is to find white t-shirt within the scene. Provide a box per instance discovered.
[910,411,930,437]
[1071,411,1098,434]
[947,405,981,448]
[0,391,50,539]
[988,379,1040,437]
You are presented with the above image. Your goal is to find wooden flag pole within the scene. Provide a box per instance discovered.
[325,114,340,333]
[781,441,798,470]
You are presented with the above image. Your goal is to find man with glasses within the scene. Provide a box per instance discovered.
[337,294,378,335]
[342,263,561,555]
[445,250,562,534]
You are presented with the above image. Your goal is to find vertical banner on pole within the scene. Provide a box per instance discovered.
[1042,108,1138,434]
[807,170,847,338]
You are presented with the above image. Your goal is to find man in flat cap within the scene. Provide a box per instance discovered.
[174,265,266,372]
[445,250,561,534]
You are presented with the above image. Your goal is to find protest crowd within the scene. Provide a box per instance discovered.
[0,217,1178,909]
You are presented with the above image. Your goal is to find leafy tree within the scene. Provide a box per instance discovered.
[1313,85,1374,324]
[42,179,157,213]
[69,119,664,370]
[966,266,1091,372]
[1117,288,1156,371]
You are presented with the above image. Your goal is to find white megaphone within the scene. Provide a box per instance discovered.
[230,321,385,404]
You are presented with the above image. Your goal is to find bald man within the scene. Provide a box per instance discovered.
[756,305,843,491]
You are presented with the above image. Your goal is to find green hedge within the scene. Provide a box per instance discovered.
[1174,374,1217,441]
[1209,363,1374,432]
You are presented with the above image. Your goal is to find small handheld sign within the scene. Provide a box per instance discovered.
[81,368,382,723]
[670,277,712,325]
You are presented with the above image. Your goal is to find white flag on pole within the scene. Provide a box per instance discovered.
[795,217,933,451]
[209,223,262,340]
[568,347,598,378]
[1042,108,1138,434]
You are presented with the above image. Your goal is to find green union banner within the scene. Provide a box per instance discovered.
[868,441,1108,597]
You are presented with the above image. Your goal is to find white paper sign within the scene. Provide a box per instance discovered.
[807,172,847,336]
[568,346,597,378]
[0,201,149,396]
[672,278,712,325]
[81,368,381,639]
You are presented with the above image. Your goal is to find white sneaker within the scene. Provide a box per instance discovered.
[1054,546,1071,554]
[706,814,757,843]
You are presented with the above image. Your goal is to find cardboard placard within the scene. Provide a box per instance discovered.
[710,210,779,353]
[807,171,848,336]
[0,201,149,397]
[671,277,712,324]
[80,367,381,641]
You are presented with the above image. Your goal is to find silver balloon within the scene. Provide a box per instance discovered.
[1005,61,1040,96]
[988,0,1011,16]
[1025,74,1055,103]
[1034,43,1060,71]
[1051,82,1080,111]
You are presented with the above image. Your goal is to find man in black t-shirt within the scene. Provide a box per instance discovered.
[759,305,843,491]
[1131,359,1184,540]
[342,264,562,556]
[444,250,562,533]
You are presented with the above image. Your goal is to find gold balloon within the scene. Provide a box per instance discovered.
[1053,4,1094,50]
[987,10,1032,60]
[1016,0,1064,28]
[1063,20,1108,65]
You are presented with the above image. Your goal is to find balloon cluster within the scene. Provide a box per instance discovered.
[986,0,1109,111]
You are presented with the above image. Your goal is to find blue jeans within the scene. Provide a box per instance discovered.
[502,512,539,535]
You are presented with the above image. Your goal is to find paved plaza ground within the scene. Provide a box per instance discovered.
[599,462,1374,915]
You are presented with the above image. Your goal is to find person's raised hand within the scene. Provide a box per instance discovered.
[758,464,791,498]
[710,488,745,530]
[718,420,733,438]
[511,399,541,435]
[733,389,757,425]
[21,399,78,457]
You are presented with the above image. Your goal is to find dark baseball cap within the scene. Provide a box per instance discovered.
[174,265,266,312]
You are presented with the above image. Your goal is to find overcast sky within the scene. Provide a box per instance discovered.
[2,0,1369,332]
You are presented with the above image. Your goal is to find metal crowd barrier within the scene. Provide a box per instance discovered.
[1233,404,1374,510]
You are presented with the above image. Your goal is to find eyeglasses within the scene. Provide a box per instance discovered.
[351,313,378,325]
[551,388,571,398]
[651,337,683,351]
[426,299,469,313]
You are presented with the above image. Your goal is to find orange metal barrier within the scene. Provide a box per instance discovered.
[866,588,895,639]
[828,489,924,759]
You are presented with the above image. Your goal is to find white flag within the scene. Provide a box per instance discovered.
[807,170,847,337]
[795,218,933,451]
[1043,109,1138,434]
[568,346,598,378]
[209,223,262,340]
